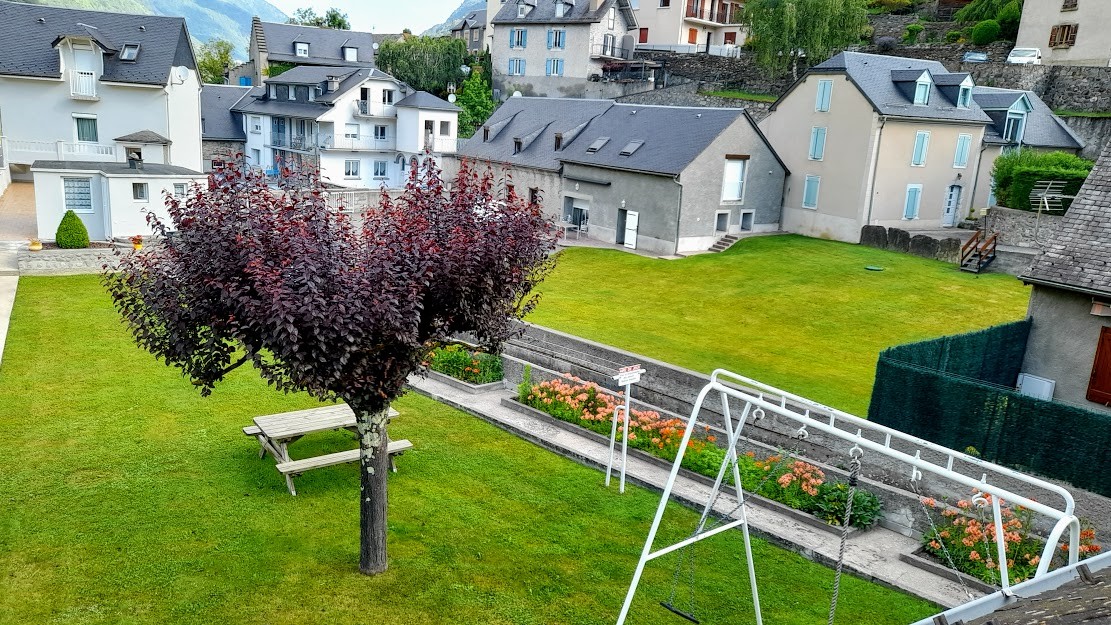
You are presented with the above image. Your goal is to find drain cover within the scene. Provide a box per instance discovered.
[865,265,885,271]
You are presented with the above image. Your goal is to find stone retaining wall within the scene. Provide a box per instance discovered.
[1061,116,1111,161]
[987,205,1064,249]
[859,225,963,263]
[616,80,772,120]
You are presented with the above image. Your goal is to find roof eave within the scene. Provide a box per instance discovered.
[1019,275,1111,300]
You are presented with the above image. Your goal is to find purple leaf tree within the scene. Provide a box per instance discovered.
[104,158,558,574]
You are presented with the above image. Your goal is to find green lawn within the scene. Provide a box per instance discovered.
[0,275,936,624]
[528,235,1030,414]
[703,89,779,103]
[1053,109,1111,118]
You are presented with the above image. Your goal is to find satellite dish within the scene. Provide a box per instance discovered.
[512,90,522,98]
[372,42,379,50]
[174,66,189,83]
[447,93,457,103]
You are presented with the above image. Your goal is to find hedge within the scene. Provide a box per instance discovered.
[992,149,1093,212]
[1010,166,1089,212]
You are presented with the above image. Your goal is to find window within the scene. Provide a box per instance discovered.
[903,184,922,219]
[510,28,528,48]
[295,42,309,57]
[586,137,609,153]
[374,125,387,140]
[508,58,526,75]
[250,116,262,133]
[911,130,930,166]
[914,79,930,105]
[74,116,98,142]
[518,3,527,17]
[119,43,140,61]
[239,76,252,86]
[506,183,515,198]
[439,120,450,136]
[62,177,92,213]
[251,148,261,164]
[529,187,540,205]
[268,84,277,99]
[344,159,360,178]
[1004,113,1026,143]
[957,86,972,108]
[382,89,395,104]
[619,140,644,156]
[513,138,523,154]
[1062,0,1078,9]
[808,127,827,161]
[132,183,149,201]
[345,123,360,139]
[1049,23,1079,47]
[373,160,388,178]
[814,79,833,112]
[555,1,565,17]
[343,46,358,62]
[721,157,747,202]
[1087,326,1111,404]
[639,28,649,44]
[472,28,480,42]
[802,175,820,209]
[602,34,617,56]
[953,133,972,168]
[608,7,616,29]
[548,29,566,49]
[545,58,565,76]
[553,133,563,150]
[173,183,186,197]
[688,28,698,44]
[660,0,670,5]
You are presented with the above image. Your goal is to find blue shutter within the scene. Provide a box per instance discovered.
[954,135,971,168]
[547,29,554,49]
[816,80,832,112]
[559,30,566,49]
[520,59,525,74]
[803,175,820,208]
[508,59,514,74]
[545,59,552,76]
[521,29,527,48]
[904,187,921,219]
[809,127,826,160]
[509,29,515,48]
[912,132,929,165]
[558,59,564,76]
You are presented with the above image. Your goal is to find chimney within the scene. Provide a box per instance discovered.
[326,75,340,92]
[590,0,604,11]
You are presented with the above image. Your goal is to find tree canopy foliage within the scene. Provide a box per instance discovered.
[456,67,495,138]
[196,38,234,85]
[954,0,1022,23]
[375,36,469,97]
[741,0,869,78]
[104,159,559,574]
[286,7,351,29]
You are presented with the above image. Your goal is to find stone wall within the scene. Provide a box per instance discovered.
[201,140,245,172]
[859,225,964,263]
[634,50,794,95]
[1061,116,1111,161]
[870,15,920,41]
[616,80,772,120]
[987,205,1064,248]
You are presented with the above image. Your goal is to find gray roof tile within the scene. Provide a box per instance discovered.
[114,130,171,144]
[30,160,202,175]
[395,91,459,112]
[259,20,376,66]
[201,85,251,141]
[266,64,360,85]
[493,0,635,28]
[973,86,1084,150]
[966,570,1111,624]
[0,0,194,86]
[1022,142,1111,296]
[452,10,486,32]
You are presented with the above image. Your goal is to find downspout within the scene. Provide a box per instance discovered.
[863,115,887,229]
[968,141,990,216]
[673,172,683,256]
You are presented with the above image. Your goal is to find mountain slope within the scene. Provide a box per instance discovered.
[423,0,485,36]
[10,0,287,58]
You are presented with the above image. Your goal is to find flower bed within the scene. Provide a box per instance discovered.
[519,371,883,529]
[428,344,503,385]
[920,494,1102,586]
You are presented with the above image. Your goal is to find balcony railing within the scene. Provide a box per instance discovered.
[424,136,457,154]
[70,70,98,99]
[1,137,116,165]
[354,100,397,118]
[684,2,733,24]
[321,135,396,151]
[591,43,632,59]
[269,132,317,151]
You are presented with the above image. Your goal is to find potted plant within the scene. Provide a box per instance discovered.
[130,234,143,251]
[28,238,42,252]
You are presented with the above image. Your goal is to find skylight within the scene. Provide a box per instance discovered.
[586,137,610,153]
[619,140,644,156]
[120,43,140,61]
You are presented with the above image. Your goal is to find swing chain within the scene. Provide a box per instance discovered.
[827,451,862,625]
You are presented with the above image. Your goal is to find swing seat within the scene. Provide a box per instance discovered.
[660,602,701,624]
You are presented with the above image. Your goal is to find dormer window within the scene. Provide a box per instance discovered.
[1004,112,1027,143]
[343,46,357,62]
[513,138,523,154]
[119,43,140,61]
[914,76,931,105]
[586,137,609,153]
[295,42,309,57]
[555,1,566,17]
[268,84,277,99]
[554,132,563,150]
[518,3,527,17]
[957,85,972,108]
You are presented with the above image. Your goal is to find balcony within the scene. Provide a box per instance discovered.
[684,2,734,25]
[591,43,632,60]
[424,135,457,154]
[70,70,98,100]
[269,132,317,151]
[354,100,397,118]
[321,135,396,151]
[1,137,116,165]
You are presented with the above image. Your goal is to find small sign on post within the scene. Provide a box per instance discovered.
[607,364,645,493]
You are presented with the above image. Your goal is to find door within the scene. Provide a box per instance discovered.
[623,211,639,249]
[572,201,589,234]
[616,209,628,245]
[715,211,728,232]
[943,185,962,227]
[1088,326,1111,404]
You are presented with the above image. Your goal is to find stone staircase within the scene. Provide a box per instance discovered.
[708,234,739,253]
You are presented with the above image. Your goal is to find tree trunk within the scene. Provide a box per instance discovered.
[353,402,392,575]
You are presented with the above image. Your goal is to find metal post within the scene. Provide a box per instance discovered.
[992,496,1011,593]
[620,381,631,493]
[606,404,621,488]
[721,394,763,625]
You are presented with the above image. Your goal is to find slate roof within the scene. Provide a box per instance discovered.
[114,130,170,144]
[492,0,636,28]
[0,0,195,86]
[965,566,1111,624]
[231,86,331,120]
[201,85,251,142]
[452,10,486,32]
[395,91,459,112]
[805,52,991,124]
[30,160,203,176]
[973,87,1084,150]
[1021,142,1111,297]
[259,20,376,67]
[266,64,360,86]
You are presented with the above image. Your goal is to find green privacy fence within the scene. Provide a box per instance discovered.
[868,320,1111,498]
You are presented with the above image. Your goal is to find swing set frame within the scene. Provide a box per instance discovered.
[615,369,1081,625]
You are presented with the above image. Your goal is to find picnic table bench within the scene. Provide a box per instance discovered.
[243,404,412,495]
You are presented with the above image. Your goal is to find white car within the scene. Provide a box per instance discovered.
[1006,48,1042,65]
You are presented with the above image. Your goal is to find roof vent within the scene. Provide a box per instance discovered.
[619,140,644,156]
[586,136,610,153]
[513,138,523,154]
[696,113,702,118]
[553,132,563,151]
[37,17,45,24]
[483,126,490,142]
[326,75,340,92]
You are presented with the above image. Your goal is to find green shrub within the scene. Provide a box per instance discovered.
[813,482,884,529]
[946,30,962,43]
[954,0,1010,23]
[429,343,503,384]
[55,210,90,249]
[971,19,1001,45]
[997,0,1021,39]
[869,0,911,11]
[1011,166,1090,212]
[903,23,924,44]
[991,149,1094,211]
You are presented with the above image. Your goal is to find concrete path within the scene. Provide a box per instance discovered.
[0,241,18,368]
[406,373,983,610]
[0,181,37,242]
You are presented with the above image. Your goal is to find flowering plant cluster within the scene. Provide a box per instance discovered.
[428,344,503,384]
[519,371,883,528]
[921,492,1102,586]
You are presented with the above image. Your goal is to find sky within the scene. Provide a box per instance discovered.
[264,0,467,34]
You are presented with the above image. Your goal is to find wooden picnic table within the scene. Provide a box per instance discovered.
[244,404,411,495]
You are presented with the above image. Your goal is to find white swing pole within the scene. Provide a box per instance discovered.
[615,383,715,625]
[693,399,752,532]
[620,380,631,493]
[721,393,763,625]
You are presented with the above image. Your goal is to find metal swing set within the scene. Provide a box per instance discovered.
[615,369,1083,625]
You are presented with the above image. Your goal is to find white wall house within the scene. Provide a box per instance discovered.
[235,65,459,190]
[633,0,746,50]
[0,0,204,240]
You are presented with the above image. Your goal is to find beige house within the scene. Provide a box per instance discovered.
[632,0,745,49]
[759,52,1080,244]
[1016,0,1111,66]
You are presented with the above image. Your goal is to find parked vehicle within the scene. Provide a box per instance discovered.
[962,51,989,63]
[1006,48,1042,65]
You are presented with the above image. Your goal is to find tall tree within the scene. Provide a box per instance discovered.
[103,159,558,574]
[197,38,234,85]
[376,36,468,97]
[742,0,869,78]
[456,67,495,138]
[287,7,351,29]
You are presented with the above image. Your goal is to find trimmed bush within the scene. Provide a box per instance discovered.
[971,19,1001,45]
[946,30,962,43]
[875,36,899,52]
[991,149,1094,211]
[869,0,911,11]
[902,23,924,44]
[1010,166,1090,212]
[55,210,90,249]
